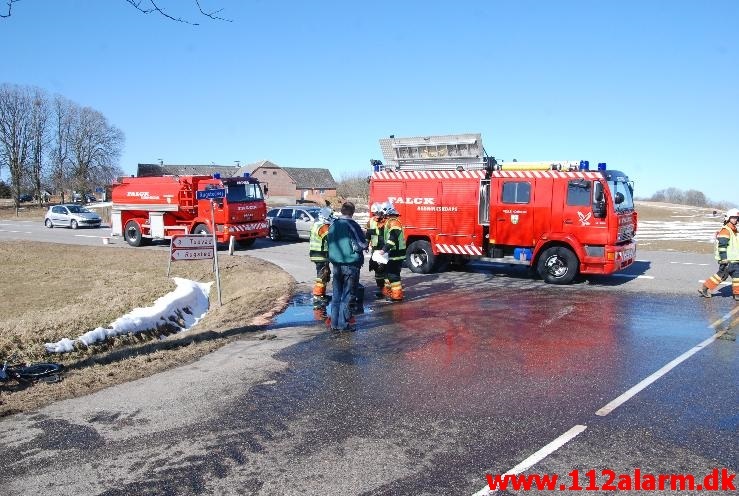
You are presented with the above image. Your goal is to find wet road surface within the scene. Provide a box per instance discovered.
[3,272,735,495]
[0,240,737,495]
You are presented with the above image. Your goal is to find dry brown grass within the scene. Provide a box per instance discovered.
[0,241,293,416]
[0,203,47,220]
[634,201,720,221]
[634,201,719,254]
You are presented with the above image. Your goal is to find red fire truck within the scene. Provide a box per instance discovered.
[369,134,637,284]
[111,173,269,247]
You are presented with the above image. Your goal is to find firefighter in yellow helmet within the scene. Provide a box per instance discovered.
[309,207,334,304]
[366,202,388,298]
[698,208,739,301]
[375,202,406,302]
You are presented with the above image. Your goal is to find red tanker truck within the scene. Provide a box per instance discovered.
[110,173,269,247]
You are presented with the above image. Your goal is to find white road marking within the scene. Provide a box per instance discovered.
[0,229,33,234]
[473,425,588,496]
[610,274,654,279]
[74,234,106,238]
[595,307,738,416]
[670,261,709,266]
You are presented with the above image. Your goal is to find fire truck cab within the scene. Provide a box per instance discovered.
[111,173,269,248]
[369,134,637,284]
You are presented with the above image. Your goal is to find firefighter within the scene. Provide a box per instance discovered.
[376,202,406,302]
[366,202,388,298]
[309,207,334,304]
[698,208,739,301]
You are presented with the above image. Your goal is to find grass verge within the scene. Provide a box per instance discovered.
[0,241,293,416]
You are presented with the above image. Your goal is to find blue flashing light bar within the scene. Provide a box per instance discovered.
[213,172,221,179]
[243,172,250,178]
[579,160,590,171]
[597,162,607,171]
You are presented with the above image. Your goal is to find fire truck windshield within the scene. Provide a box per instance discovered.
[225,183,264,202]
[608,176,634,212]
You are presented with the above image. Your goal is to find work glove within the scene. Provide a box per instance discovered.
[719,262,728,271]
[719,259,728,265]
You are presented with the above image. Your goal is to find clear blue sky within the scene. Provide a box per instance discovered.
[2,0,737,203]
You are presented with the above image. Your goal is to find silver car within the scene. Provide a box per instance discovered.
[44,204,102,229]
[266,206,321,240]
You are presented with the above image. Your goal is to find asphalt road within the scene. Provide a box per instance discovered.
[0,219,736,495]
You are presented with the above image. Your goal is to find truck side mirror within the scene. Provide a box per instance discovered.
[593,182,606,218]
[594,182,604,202]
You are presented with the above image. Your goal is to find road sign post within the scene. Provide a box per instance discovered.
[210,200,222,306]
[191,189,225,306]
[167,230,221,306]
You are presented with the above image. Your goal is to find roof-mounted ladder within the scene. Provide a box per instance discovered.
[377,134,489,171]
[374,134,584,172]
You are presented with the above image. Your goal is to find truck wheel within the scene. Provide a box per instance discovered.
[537,246,579,285]
[193,224,210,235]
[406,240,437,274]
[238,238,256,248]
[124,220,144,247]
[268,226,280,241]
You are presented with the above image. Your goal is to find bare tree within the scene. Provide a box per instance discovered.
[336,172,370,204]
[125,0,231,24]
[0,0,20,19]
[29,87,49,205]
[2,1,231,24]
[684,189,708,207]
[48,95,75,203]
[69,106,125,196]
[0,83,32,208]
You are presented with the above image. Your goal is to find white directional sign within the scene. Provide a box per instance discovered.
[170,248,214,261]
[172,234,214,249]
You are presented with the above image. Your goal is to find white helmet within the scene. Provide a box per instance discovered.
[370,202,384,215]
[724,208,739,222]
[318,207,335,224]
[381,201,399,216]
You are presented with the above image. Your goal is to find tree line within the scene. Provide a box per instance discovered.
[0,83,124,206]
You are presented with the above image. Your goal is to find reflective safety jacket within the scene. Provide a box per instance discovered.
[366,217,385,250]
[309,222,330,262]
[382,216,406,261]
[715,224,739,262]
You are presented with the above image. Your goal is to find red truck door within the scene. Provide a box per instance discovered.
[490,177,535,247]
[560,178,608,244]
